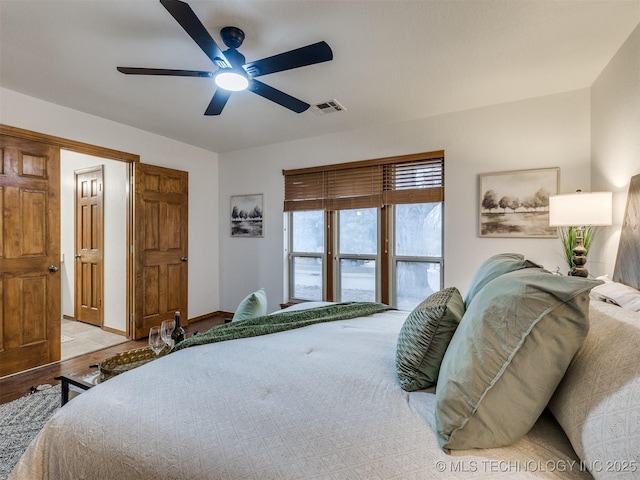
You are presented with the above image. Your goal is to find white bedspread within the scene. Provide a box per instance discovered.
[11,310,592,479]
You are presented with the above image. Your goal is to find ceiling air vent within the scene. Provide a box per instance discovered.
[311,99,346,116]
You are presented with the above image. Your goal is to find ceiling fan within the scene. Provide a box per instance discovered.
[117,0,333,116]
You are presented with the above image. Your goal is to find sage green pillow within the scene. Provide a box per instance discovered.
[436,268,601,450]
[232,288,267,321]
[464,253,539,307]
[396,287,465,391]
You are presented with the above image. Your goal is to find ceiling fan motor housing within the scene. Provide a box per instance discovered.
[223,48,246,67]
[220,26,245,49]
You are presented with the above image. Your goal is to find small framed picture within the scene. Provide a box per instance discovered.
[479,168,559,238]
[231,194,263,237]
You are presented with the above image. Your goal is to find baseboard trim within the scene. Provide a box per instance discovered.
[189,311,233,323]
[102,325,126,336]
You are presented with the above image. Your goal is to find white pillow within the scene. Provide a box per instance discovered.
[591,281,640,312]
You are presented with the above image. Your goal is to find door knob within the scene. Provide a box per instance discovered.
[49,265,59,272]
[181,257,188,262]
[75,254,81,259]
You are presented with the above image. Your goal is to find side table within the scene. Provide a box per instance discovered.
[55,371,100,406]
[54,346,165,406]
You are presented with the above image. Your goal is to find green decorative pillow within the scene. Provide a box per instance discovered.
[463,253,539,307]
[396,287,465,391]
[232,288,267,321]
[436,268,601,450]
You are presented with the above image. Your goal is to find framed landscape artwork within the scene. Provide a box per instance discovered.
[479,167,559,238]
[231,194,263,237]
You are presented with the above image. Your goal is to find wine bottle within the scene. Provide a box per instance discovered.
[171,311,186,345]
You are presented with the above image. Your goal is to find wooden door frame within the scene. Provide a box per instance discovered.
[0,124,139,339]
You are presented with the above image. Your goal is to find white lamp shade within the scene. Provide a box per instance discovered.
[549,191,612,227]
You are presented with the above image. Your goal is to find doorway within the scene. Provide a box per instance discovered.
[1,124,190,375]
[60,150,129,342]
[0,124,139,377]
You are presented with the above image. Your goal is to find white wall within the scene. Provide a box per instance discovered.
[591,24,640,277]
[60,151,129,333]
[0,88,221,320]
[219,89,592,312]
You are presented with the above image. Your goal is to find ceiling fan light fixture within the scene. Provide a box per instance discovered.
[215,69,249,91]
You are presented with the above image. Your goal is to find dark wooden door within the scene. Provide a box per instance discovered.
[133,163,188,339]
[0,136,61,376]
[74,165,103,327]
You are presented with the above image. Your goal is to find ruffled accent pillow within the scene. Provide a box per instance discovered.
[396,287,464,391]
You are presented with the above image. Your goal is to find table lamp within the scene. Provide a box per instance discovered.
[548,191,612,277]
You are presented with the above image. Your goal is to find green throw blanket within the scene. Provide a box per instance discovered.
[171,302,393,352]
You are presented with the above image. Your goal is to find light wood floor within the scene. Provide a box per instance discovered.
[0,315,225,405]
[61,319,128,361]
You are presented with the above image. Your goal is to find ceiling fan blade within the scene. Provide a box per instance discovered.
[248,79,310,113]
[117,67,214,77]
[204,89,232,116]
[243,41,333,78]
[160,0,229,68]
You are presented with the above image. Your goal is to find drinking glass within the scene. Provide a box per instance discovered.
[160,319,176,349]
[148,326,165,356]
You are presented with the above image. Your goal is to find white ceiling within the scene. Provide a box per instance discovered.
[1,0,638,153]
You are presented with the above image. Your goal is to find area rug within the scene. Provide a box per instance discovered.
[0,384,60,480]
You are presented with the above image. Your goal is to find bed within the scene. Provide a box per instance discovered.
[10,178,640,480]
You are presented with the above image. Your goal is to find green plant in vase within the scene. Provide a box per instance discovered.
[559,226,595,273]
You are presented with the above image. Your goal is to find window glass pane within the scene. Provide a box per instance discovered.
[339,208,377,255]
[396,261,441,311]
[395,203,442,257]
[292,210,324,253]
[340,259,376,302]
[292,256,322,301]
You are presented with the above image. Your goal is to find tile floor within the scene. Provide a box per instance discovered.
[61,319,128,361]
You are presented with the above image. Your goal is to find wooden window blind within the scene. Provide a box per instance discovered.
[326,165,383,210]
[283,151,444,212]
[383,157,444,205]
[283,171,326,212]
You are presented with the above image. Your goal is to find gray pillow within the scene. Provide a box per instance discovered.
[436,268,602,450]
[396,287,465,391]
[463,253,539,306]
[548,300,640,479]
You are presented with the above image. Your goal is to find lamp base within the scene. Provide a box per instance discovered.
[568,266,588,277]
[569,230,588,278]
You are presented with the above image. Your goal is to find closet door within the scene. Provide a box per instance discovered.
[0,136,60,376]
[133,163,188,339]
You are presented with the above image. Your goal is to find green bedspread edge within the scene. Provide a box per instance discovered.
[171,301,393,352]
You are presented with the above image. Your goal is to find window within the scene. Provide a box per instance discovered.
[337,208,378,302]
[290,210,324,301]
[285,151,444,309]
[393,202,443,310]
